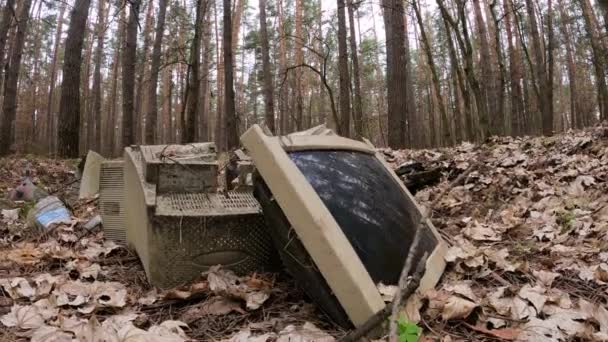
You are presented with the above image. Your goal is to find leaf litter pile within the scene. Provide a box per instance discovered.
[1,127,608,341]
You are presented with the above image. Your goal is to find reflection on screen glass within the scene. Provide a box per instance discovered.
[289,150,437,284]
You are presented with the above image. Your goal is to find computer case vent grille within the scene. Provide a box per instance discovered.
[99,160,126,243]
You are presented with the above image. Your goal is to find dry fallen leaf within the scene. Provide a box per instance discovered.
[0,304,45,330]
[464,323,519,340]
[31,325,74,342]
[441,295,477,320]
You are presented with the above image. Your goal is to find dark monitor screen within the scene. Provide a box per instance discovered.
[289,150,438,284]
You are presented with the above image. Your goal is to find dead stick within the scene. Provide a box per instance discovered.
[338,255,428,342]
[388,229,423,342]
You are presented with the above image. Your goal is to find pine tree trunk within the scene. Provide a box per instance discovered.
[277,0,288,134]
[579,0,608,121]
[106,1,125,156]
[214,0,224,148]
[136,0,155,143]
[488,0,507,136]
[224,0,238,149]
[525,0,553,135]
[46,2,66,155]
[347,0,363,138]
[183,0,203,143]
[55,0,90,157]
[443,16,469,142]
[145,0,168,144]
[294,0,304,130]
[199,0,211,141]
[413,0,451,146]
[557,0,580,129]
[0,0,15,98]
[504,0,525,136]
[122,0,139,149]
[382,0,409,147]
[403,10,416,147]
[90,0,105,152]
[259,0,275,133]
[472,0,494,137]
[0,0,31,156]
[337,0,351,137]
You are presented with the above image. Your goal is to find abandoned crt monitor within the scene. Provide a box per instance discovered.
[242,125,447,328]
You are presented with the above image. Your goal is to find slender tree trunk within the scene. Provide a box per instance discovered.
[122,0,139,149]
[214,0,224,148]
[337,0,351,137]
[557,0,580,129]
[27,1,43,150]
[293,0,304,130]
[472,0,495,137]
[145,0,168,144]
[347,0,363,138]
[199,0,211,141]
[0,0,15,98]
[183,0,203,143]
[443,16,469,142]
[412,0,451,146]
[259,0,275,133]
[525,0,553,135]
[161,66,172,143]
[488,0,507,135]
[504,0,524,136]
[579,0,608,121]
[403,10,416,147]
[106,3,125,156]
[90,0,105,152]
[134,0,154,143]
[45,2,66,155]
[224,0,238,149]
[278,0,288,134]
[0,0,31,156]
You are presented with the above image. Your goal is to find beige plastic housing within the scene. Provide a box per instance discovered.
[123,146,276,288]
[99,160,126,243]
[241,124,447,327]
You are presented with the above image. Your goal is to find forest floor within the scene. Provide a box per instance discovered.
[1,126,608,341]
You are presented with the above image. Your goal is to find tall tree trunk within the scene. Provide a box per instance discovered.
[0,0,31,156]
[183,0,203,143]
[347,0,363,138]
[259,0,275,133]
[26,1,43,150]
[224,0,238,149]
[122,0,139,149]
[557,0,580,129]
[412,0,451,146]
[382,0,408,147]
[472,0,494,137]
[145,0,168,144]
[199,0,211,141]
[488,0,507,135]
[443,16,470,142]
[214,0,223,148]
[56,0,90,157]
[403,10,417,147]
[294,0,304,130]
[0,0,15,98]
[504,0,525,136]
[277,0,288,134]
[579,0,608,121]
[106,2,125,156]
[161,66,172,143]
[90,0,105,152]
[134,0,155,143]
[337,0,351,137]
[525,0,553,135]
[46,2,66,155]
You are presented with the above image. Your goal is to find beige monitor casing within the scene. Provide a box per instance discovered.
[241,124,447,327]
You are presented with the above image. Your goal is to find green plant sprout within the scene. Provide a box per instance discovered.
[397,316,421,342]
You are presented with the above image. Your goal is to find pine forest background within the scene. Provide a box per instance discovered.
[0,0,606,157]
